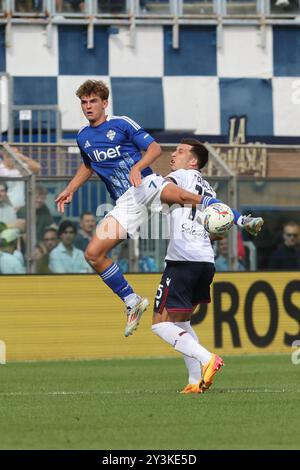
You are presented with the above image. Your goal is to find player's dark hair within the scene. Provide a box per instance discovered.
[181,138,208,169]
[76,80,109,101]
[58,220,77,237]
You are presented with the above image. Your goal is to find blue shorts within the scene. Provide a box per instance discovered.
[154,261,215,315]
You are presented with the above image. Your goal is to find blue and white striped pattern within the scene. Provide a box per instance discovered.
[1,23,300,139]
[108,115,141,130]
[201,196,219,207]
[100,263,120,281]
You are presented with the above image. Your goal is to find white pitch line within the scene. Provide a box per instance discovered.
[0,388,299,397]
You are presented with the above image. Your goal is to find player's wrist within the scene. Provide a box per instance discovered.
[201,196,221,207]
[232,209,244,226]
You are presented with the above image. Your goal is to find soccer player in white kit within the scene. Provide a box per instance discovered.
[152,139,264,394]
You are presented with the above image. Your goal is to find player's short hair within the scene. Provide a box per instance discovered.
[76,80,109,101]
[181,138,208,169]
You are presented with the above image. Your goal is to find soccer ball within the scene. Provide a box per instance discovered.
[200,203,234,236]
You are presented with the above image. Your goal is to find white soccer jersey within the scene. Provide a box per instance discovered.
[165,169,216,263]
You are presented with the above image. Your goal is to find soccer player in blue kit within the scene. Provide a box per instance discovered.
[56,79,200,336]
[56,80,263,338]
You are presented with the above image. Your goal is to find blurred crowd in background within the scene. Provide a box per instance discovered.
[1,148,299,274]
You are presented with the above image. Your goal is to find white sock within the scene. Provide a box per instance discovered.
[175,321,202,384]
[124,293,140,309]
[152,322,212,364]
[176,321,212,365]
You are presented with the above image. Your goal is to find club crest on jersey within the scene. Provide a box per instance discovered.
[84,140,91,149]
[106,130,116,141]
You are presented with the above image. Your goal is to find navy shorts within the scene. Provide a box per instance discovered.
[154,261,215,315]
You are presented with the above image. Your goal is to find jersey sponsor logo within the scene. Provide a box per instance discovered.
[106,130,116,141]
[181,222,208,238]
[90,145,121,162]
[84,140,91,148]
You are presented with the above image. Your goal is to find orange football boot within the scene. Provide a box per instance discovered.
[199,354,224,391]
[180,384,203,394]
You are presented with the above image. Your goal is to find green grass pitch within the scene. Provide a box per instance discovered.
[0,355,299,450]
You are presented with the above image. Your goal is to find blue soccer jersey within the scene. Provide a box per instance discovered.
[77,115,154,201]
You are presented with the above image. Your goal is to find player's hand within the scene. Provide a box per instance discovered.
[242,215,264,236]
[129,165,142,187]
[55,189,74,213]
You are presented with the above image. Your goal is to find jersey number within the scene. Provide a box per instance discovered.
[189,184,203,221]
[155,284,164,300]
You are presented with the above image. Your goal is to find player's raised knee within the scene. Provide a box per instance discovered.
[84,247,98,265]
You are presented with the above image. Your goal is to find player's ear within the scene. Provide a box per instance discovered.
[190,156,198,169]
[102,100,109,110]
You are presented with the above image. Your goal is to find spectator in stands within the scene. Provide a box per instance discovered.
[56,0,85,12]
[74,212,96,251]
[139,255,158,272]
[268,221,300,270]
[115,241,129,273]
[33,241,50,274]
[273,0,300,11]
[0,147,40,210]
[15,1,43,12]
[0,181,16,225]
[33,227,59,274]
[0,182,25,231]
[0,228,25,274]
[97,0,126,13]
[49,220,93,273]
[275,0,289,6]
[18,185,54,241]
[215,237,246,272]
[43,226,59,253]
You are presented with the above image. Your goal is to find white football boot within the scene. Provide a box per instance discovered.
[124,297,149,337]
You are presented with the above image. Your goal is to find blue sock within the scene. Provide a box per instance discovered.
[100,263,135,303]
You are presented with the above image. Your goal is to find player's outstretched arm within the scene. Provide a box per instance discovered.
[55,163,94,213]
[160,182,202,207]
[129,141,161,187]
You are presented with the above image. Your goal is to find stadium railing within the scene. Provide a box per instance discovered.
[0,1,299,61]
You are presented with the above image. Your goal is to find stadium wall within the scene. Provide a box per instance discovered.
[0,273,299,361]
[1,24,300,138]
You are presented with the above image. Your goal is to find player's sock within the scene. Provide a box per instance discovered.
[175,321,211,365]
[182,354,202,384]
[175,321,202,383]
[152,322,212,364]
[100,263,135,305]
[123,292,141,309]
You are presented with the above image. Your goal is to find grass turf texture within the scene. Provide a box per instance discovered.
[0,355,299,450]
